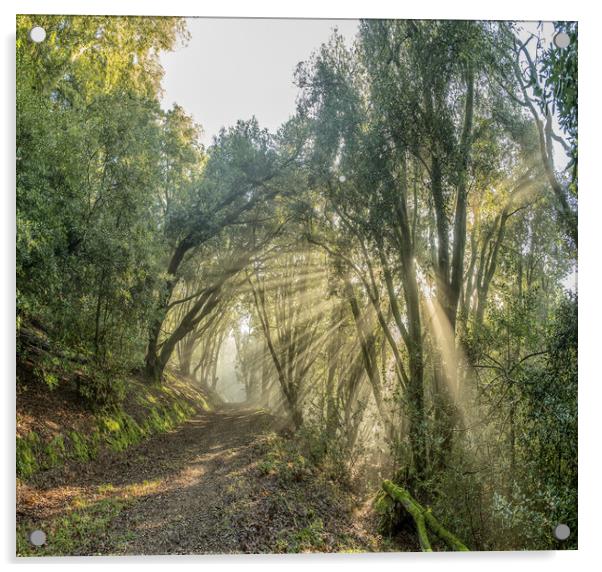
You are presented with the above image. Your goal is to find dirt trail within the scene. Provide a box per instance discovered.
[18,407,387,555]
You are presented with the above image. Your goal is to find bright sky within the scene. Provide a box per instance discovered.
[160,18,359,145]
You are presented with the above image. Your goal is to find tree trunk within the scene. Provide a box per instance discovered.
[380,480,469,552]
[144,236,194,382]
[326,302,345,438]
[178,337,195,378]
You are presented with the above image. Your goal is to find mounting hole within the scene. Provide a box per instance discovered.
[29,26,46,43]
[554,523,570,541]
[553,32,570,49]
[28,529,47,547]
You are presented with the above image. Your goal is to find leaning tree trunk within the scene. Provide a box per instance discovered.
[144,237,194,382]
[378,480,469,552]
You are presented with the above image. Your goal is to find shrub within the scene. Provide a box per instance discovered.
[76,369,126,409]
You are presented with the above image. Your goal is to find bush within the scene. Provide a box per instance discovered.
[17,377,201,480]
[76,369,126,408]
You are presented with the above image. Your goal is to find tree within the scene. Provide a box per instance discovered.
[17,15,188,371]
[247,248,325,428]
[494,23,577,246]
[143,119,301,382]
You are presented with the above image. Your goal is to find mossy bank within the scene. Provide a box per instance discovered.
[17,372,214,481]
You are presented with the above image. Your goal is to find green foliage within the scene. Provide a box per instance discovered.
[44,435,66,469]
[17,383,200,479]
[373,490,399,535]
[423,294,577,550]
[297,425,352,485]
[35,367,59,390]
[284,518,326,552]
[17,15,200,373]
[257,433,312,484]
[76,369,127,408]
[509,294,578,548]
[539,22,578,171]
[17,497,127,556]
[491,484,569,550]
[16,432,41,479]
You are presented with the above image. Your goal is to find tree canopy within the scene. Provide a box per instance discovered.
[16,16,577,551]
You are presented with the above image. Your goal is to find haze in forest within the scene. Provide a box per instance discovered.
[160,18,362,402]
[16,16,578,555]
[159,18,575,400]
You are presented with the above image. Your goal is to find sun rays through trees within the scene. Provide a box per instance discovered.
[17,16,577,552]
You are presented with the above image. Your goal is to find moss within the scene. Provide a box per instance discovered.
[381,480,469,552]
[374,490,393,514]
[142,401,193,436]
[143,406,169,434]
[195,394,211,412]
[89,430,101,457]
[102,417,121,433]
[100,411,145,452]
[68,431,92,462]
[16,432,41,479]
[160,386,175,398]
[136,393,157,406]
[17,377,205,481]
[44,434,66,469]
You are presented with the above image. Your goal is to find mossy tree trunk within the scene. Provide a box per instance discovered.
[380,480,469,552]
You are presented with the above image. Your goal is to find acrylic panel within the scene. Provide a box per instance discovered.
[16,15,578,555]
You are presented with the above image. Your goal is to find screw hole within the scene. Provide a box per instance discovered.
[554,523,570,541]
[28,529,47,547]
[553,32,570,49]
[29,26,47,43]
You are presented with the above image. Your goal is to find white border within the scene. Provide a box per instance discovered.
[2,1,600,571]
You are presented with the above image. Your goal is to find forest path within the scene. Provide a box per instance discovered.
[18,406,386,555]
